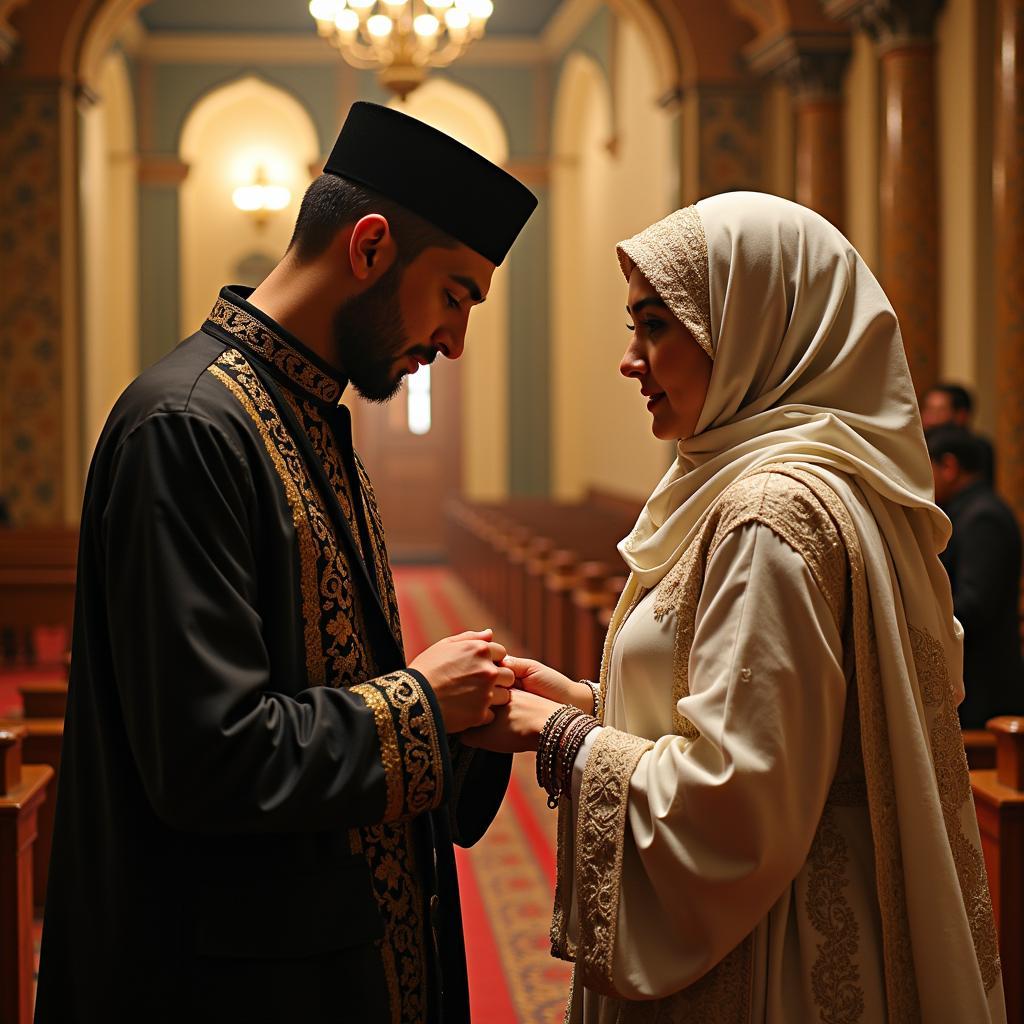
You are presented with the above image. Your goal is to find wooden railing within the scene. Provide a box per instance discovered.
[0,726,52,1024]
[446,494,638,679]
[972,717,1024,1023]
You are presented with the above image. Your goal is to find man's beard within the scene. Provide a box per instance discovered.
[332,261,417,404]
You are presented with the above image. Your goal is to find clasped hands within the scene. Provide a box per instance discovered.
[409,628,595,753]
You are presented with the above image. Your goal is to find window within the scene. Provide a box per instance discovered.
[407,364,431,435]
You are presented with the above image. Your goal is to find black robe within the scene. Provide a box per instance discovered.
[35,286,510,1024]
[939,478,1023,728]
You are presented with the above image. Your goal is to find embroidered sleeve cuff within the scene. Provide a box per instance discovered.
[573,727,653,995]
[350,669,451,823]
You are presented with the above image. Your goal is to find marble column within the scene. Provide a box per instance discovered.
[994,0,1024,528]
[826,0,944,396]
[754,41,851,231]
[879,27,940,395]
[0,82,70,524]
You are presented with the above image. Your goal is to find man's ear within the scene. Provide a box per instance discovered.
[349,213,397,282]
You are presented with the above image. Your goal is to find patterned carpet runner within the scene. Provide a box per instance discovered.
[394,566,573,1024]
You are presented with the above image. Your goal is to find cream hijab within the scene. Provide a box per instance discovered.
[612,193,1005,1020]
[617,192,942,592]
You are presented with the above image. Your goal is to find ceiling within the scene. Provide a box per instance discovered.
[138,0,565,36]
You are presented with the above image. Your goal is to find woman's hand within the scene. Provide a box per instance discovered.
[460,688,562,753]
[504,656,595,714]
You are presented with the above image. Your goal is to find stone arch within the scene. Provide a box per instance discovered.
[551,51,613,499]
[388,76,509,166]
[178,74,319,333]
[71,0,151,92]
[551,12,680,502]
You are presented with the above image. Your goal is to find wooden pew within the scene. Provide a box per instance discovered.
[0,726,52,1024]
[971,717,1024,1023]
[445,494,638,678]
[0,715,61,915]
[0,528,78,666]
[964,729,997,771]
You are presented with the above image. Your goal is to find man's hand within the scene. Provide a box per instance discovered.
[410,629,514,733]
[460,688,562,753]
[504,656,594,714]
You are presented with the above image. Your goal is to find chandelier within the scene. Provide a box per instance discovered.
[309,0,495,100]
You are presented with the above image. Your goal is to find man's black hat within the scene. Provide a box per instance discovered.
[324,101,537,266]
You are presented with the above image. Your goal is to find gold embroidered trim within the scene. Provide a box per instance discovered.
[267,384,374,690]
[208,359,325,686]
[911,625,1001,991]
[654,532,704,741]
[356,454,405,644]
[359,819,425,1022]
[765,465,921,1020]
[652,470,847,745]
[574,727,654,995]
[350,681,404,822]
[208,295,342,404]
[806,806,864,1022]
[210,352,426,1022]
[616,205,714,358]
[351,670,445,821]
[550,579,648,961]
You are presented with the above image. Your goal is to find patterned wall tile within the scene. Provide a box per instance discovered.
[0,84,65,524]
[697,85,765,199]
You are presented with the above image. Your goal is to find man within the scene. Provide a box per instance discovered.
[927,424,1022,728]
[35,103,537,1023]
[920,381,995,484]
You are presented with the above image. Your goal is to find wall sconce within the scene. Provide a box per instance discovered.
[232,166,291,228]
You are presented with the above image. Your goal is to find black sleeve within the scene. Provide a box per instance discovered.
[447,742,512,848]
[101,411,448,834]
[949,508,1015,633]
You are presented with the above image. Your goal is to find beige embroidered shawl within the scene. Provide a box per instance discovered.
[554,193,1005,1022]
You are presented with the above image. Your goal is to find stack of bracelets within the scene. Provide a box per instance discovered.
[536,704,601,809]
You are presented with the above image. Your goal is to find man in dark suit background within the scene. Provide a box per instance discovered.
[921,382,996,485]
[927,424,1022,727]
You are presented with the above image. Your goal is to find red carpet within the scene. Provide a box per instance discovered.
[394,566,572,1024]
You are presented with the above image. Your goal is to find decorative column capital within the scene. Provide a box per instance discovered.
[0,22,16,64]
[746,31,852,99]
[823,0,946,45]
[0,0,28,65]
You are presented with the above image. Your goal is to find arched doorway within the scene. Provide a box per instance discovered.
[178,75,319,333]
[354,78,511,561]
[550,13,678,503]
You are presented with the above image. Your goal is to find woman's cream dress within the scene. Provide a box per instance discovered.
[552,196,1006,1024]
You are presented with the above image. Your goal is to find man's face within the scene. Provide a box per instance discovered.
[931,453,961,506]
[333,242,494,403]
[921,390,968,430]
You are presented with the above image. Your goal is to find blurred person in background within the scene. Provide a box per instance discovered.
[927,424,1022,727]
[920,382,995,485]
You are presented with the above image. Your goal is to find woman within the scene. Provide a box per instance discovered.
[465,192,1006,1022]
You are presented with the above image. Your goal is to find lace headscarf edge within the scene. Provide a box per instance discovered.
[616,205,713,359]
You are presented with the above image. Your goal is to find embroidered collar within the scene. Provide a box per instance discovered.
[204,286,348,406]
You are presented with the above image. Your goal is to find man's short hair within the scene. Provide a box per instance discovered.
[926,424,984,475]
[927,382,974,416]
[288,173,460,267]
